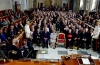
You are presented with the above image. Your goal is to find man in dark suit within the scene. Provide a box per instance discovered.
[8,25,16,39]
[8,45,22,60]
[73,29,80,48]
[42,27,50,48]
[21,39,36,59]
[80,29,87,48]
[66,29,73,48]
[86,29,92,49]
[14,22,19,34]
[36,28,42,47]
[8,25,16,44]
[9,15,15,23]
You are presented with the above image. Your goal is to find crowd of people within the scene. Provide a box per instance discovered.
[0,9,34,60]
[0,7,99,60]
[77,10,100,53]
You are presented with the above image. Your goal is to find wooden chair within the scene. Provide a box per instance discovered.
[56,33,66,47]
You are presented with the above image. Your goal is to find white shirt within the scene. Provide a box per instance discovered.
[93,26,100,39]
[25,24,30,33]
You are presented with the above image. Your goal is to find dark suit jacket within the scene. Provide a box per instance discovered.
[73,32,80,40]
[18,24,23,30]
[8,30,16,39]
[36,31,42,40]
[85,32,92,41]
[14,25,19,33]
[3,32,8,39]
[42,31,50,42]
[80,32,86,40]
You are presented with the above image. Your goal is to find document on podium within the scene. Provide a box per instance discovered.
[82,58,90,64]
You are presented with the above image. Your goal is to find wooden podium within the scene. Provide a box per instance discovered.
[61,54,100,65]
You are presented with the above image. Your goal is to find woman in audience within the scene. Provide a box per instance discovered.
[50,29,57,49]
[2,19,8,26]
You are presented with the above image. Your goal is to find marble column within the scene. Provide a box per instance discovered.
[76,0,80,12]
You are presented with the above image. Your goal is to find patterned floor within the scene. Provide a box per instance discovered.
[34,46,99,60]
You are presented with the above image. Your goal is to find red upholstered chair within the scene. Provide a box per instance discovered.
[56,33,66,47]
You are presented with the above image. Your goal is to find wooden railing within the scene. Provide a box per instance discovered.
[77,18,94,29]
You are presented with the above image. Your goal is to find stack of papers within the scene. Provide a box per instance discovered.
[91,56,99,59]
[82,58,90,64]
